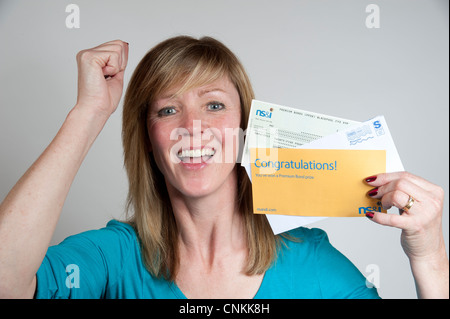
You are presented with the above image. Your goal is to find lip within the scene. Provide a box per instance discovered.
[179,161,209,170]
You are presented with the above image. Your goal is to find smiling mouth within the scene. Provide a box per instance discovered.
[177,148,216,162]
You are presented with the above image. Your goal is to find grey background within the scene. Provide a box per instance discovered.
[0,0,448,299]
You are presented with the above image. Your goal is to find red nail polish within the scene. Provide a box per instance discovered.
[365,176,377,183]
[365,212,374,219]
[368,188,378,197]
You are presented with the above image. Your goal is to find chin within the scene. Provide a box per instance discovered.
[174,179,218,199]
[167,168,237,200]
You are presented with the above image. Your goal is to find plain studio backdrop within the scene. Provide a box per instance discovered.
[0,0,448,299]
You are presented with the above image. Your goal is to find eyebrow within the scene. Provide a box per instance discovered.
[156,87,227,103]
[198,88,227,97]
[157,87,227,105]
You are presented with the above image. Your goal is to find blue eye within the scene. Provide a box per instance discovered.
[158,107,177,117]
[207,102,225,111]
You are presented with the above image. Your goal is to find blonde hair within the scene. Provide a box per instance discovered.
[122,36,278,280]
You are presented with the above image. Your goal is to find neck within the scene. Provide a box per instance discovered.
[166,170,246,266]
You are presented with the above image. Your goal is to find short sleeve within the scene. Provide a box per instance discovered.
[35,220,136,299]
[310,228,380,299]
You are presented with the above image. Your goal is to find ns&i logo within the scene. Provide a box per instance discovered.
[359,206,381,215]
[256,108,273,119]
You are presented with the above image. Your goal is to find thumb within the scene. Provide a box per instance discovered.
[97,51,122,78]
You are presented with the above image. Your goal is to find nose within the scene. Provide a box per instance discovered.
[179,109,208,138]
[173,111,207,151]
[169,108,210,151]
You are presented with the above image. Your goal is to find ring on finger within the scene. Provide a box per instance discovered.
[402,195,415,212]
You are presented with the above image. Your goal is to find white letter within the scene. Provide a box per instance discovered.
[365,4,380,29]
[202,127,223,163]
[65,264,80,288]
[65,4,80,29]
[170,128,189,164]
[365,263,380,288]
[253,127,279,175]
[223,127,244,164]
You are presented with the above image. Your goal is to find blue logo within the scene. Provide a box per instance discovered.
[372,120,385,136]
[359,206,382,215]
[256,109,272,118]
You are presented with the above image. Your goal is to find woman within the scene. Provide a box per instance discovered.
[0,36,447,299]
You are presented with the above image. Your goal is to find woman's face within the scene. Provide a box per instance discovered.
[147,76,242,199]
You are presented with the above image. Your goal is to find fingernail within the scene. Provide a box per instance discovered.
[368,188,378,197]
[365,212,374,219]
[365,176,377,183]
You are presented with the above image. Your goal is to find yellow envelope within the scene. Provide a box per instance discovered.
[250,148,386,217]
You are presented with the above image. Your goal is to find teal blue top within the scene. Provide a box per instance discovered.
[35,220,380,299]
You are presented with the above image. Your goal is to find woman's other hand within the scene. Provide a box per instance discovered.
[75,40,129,118]
[365,172,449,298]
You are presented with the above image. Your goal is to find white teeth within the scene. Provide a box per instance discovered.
[178,148,215,158]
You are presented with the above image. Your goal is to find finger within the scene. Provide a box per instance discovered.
[364,171,437,192]
[92,41,128,71]
[91,39,125,51]
[91,50,122,77]
[379,189,421,215]
[367,176,428,202]
[77,48,121,75]
[367,211,410,230]
[122,41,129,71]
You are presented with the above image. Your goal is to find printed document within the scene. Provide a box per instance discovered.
[250,148,386,217]
[241,100,404,234]
[241,100,359,176]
